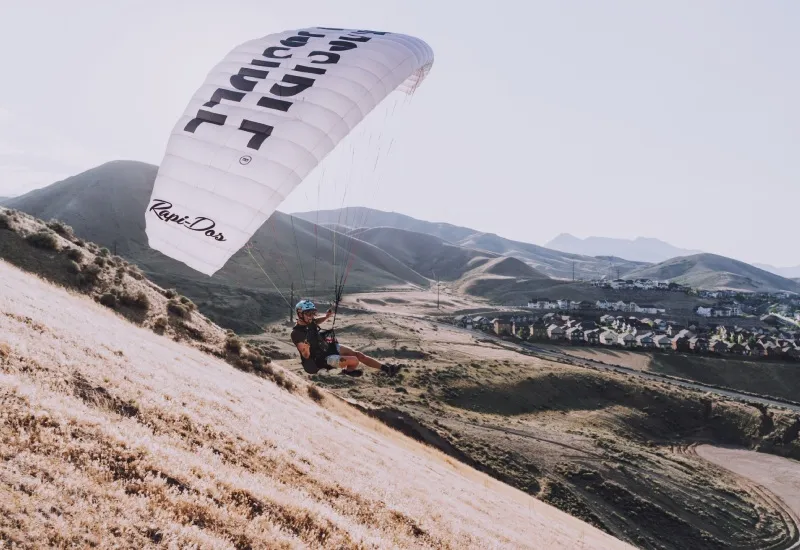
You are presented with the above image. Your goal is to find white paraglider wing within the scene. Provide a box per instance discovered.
[145,27,434,276]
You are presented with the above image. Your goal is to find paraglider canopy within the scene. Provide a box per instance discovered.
[145,26,434,276]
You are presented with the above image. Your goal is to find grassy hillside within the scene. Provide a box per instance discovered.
[627,253,798,292]
[0,259,636,549]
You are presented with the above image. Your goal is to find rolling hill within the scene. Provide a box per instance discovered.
[627,254,798,293]
[296,208,647,280]
[294,206,479,245]
[348,226,518,281]
[4,161,432,330]
[545,233,703,263]
[456,232,648,280]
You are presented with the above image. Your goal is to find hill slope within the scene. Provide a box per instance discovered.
[296,208,647,280]
[5,162,430,330]
[294,206,480,245]
[348,226,518,281]
[545,233,703,263]
[755,263,800,279]
[0,258,633,549]
[627,253,798,292]
[457,232,648,280]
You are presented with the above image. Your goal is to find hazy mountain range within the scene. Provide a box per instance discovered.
[2,161,797,331]
[545,233,703,263]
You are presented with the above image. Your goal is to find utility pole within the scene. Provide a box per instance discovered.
[432,270,440,309]
[289,282,294,323]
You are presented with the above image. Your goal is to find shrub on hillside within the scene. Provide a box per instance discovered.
[46,219,74,239]
[0,213,13,231]
[307,384,324,402]
[66,260,81,274]
[99,247,110,257]
[127,267,144,280]
[80,263,103,286]
[26,230,59,250]
[179,295,197,310]
[225,336,243,355]
[153,316,168,332]
[99,293,117,309]
[94,256,106,267]
[163,288,178,299]
[120,290,150,310]
[167,299,191,319]
[65,248,84,263]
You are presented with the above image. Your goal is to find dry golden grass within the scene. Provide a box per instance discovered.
[0,259,632,549]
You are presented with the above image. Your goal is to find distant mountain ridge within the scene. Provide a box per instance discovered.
[545,233,703,263]
[627,253,798,293]
[754,263,800,279]
[294,208,646,280]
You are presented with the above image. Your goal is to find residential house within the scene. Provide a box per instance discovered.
[636,304,664,314]
[528,299,557,310]
[667,324,686,337]
[636,333,656,349]
[599,331,618,346]
[618,333,635,348]
[565,327,585,344]
[547,324,566,341]
[696,306,713,317]
[672,336,691,352]
[584,329,601,345]
[689,337,708,352]
[493,318,512,336]
[727,342,746,355]
[653,335,672,350]
[709,340,727,353]
[530,321,549,341]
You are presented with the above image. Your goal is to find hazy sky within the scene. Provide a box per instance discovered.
[1,1,798,267]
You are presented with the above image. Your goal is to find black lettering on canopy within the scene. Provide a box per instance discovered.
[354,30,388,35]
[239,119,274,150]
[270,74,315,97]
[264,46,292,59]
[298,30,325,38]
[338,34,371,42]
[257,96,292,112]
[329,40,358,52]
[309,51,340,64]
[203,88,245,108]
[185,109,226,132]
[293,64,326,75]
[281,35,310,48]
[251,59,280,68]
[230,67,269,92]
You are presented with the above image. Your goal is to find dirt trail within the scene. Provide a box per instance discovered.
[683,444,800,550]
